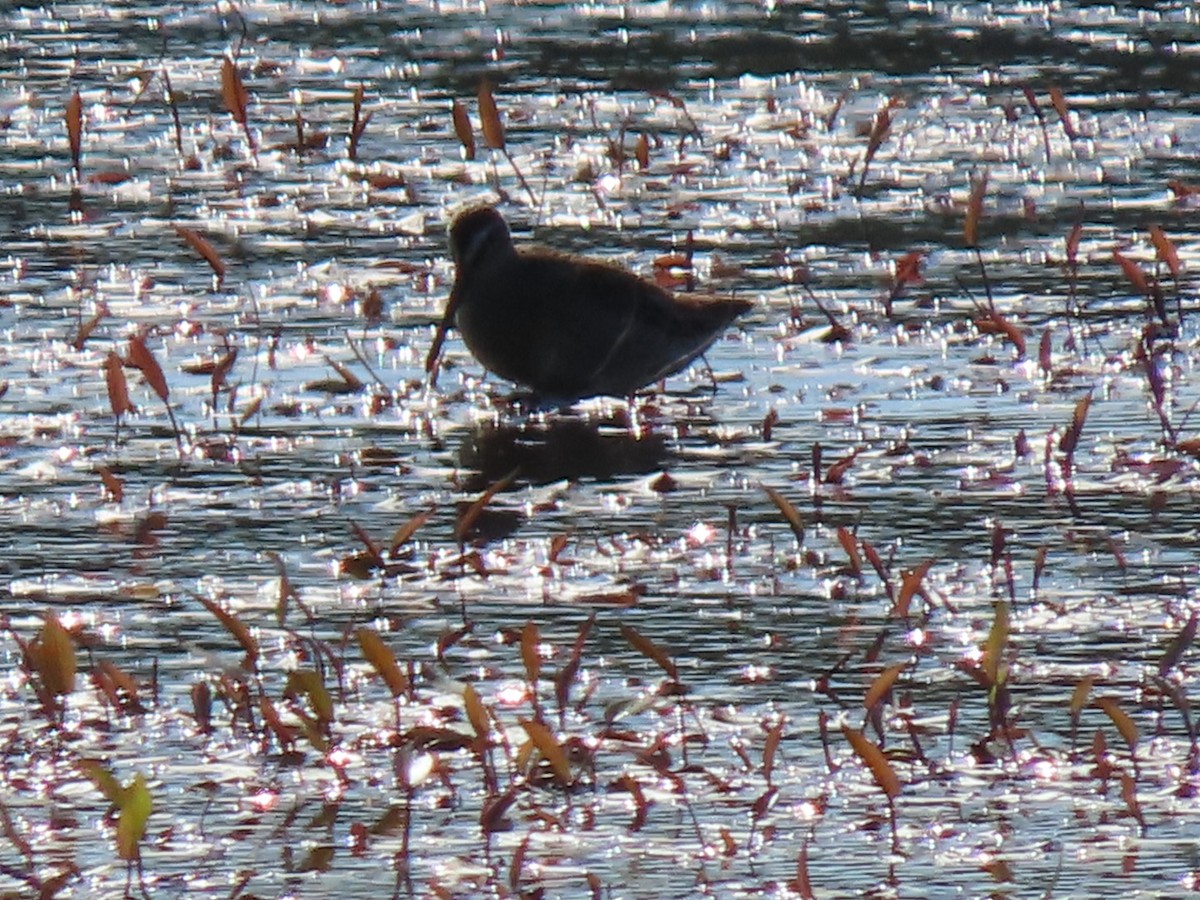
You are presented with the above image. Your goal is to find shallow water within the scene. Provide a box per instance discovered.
[3,1,1200,897]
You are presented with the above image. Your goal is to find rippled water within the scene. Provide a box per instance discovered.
[3,1,1200,897]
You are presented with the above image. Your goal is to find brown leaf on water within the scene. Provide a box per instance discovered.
[520,719,572,786]
[348,83,372,161]
[762,718,785,784]
[0,802,32,863]
[789,839,816,899]
[436,623,472,668]
[388,505,433,557]
[861,539,888,584]
[841,725,900,800]
[66,89,83,175]
[1032,545,1048,591]
[555,613,594,714]
[520,621,541,685]
[549,532,571,563]
[975,310,1026,358]
[893,558,935,619]
[1069,675,1093,731]
[762,485,805,545]
[73,304,106,350]
[357,627,408,698]
[210,348,237,402]
[1112,249,1150,297]
[1091,728,1114,779]
[1065,222,1083,269]
[455,468,518,544]
[191,681,212,734]
[265,552,303,627]
[365,173,406,190]
[89,170,131,186]
[477,80,505,150]
[864,662,907,713]
[635,132,650,169]
[97,465,124,502]
[480,786,519,834]
[349,519,385,570]
[198,595,259,670]
[221,56,249,127]
[1120,772,1146,831]
[464,682,489,741]
[510,832,531,893]
[619,623,677,681]
[964,171,988,247]
[104,351,133,417]
[1159,611,1198,677]
[297,845,335,874]
[1148,224,1182,280]
[836,527,862,577]
[1060,391,1093,460]
[863,99,895,168]
[239,395,263,426]
[174,225,227,286]
[893,251,925,289]
[824,447,859,485]
[616,773,649,831]
[33,614,77,698]
[451,99,475,160]
[1048,86,1077,139]
[128,333,170,403]
[1168,179,1200,200]
[326,356,365,392]
[260,695,297,750]
[95,659,143,713]
[1094,696,1138,754]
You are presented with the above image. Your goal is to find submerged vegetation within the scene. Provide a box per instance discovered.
[2,1,1200,897]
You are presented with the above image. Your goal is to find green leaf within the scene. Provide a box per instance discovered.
[116,773,152,861]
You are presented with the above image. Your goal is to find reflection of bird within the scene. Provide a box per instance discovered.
[425,206,751,401]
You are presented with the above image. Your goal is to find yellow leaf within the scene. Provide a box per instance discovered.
[520,719,572,786]
[116,773,152,861]
[357,628,408,698]
[464,683,489,741]
[77,759,124,806]
[286,669,334,725]
[982,601,1009,686]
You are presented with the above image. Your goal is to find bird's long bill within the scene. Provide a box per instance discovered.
[424,290,462,385]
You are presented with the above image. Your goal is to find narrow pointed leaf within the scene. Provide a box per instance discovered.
[451,99,475,160]
[477,81,505,150]
[619,623,677,680]
[455,468,518,544]
[357,628,408,698]
[66,90,83,174]
[842,725,900,800]
[863,662,907,713]
[763,485,804,544]
[116,773,152,861]
[520,719,572,786]
[104,351,133,417]
[127,334,170,404]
